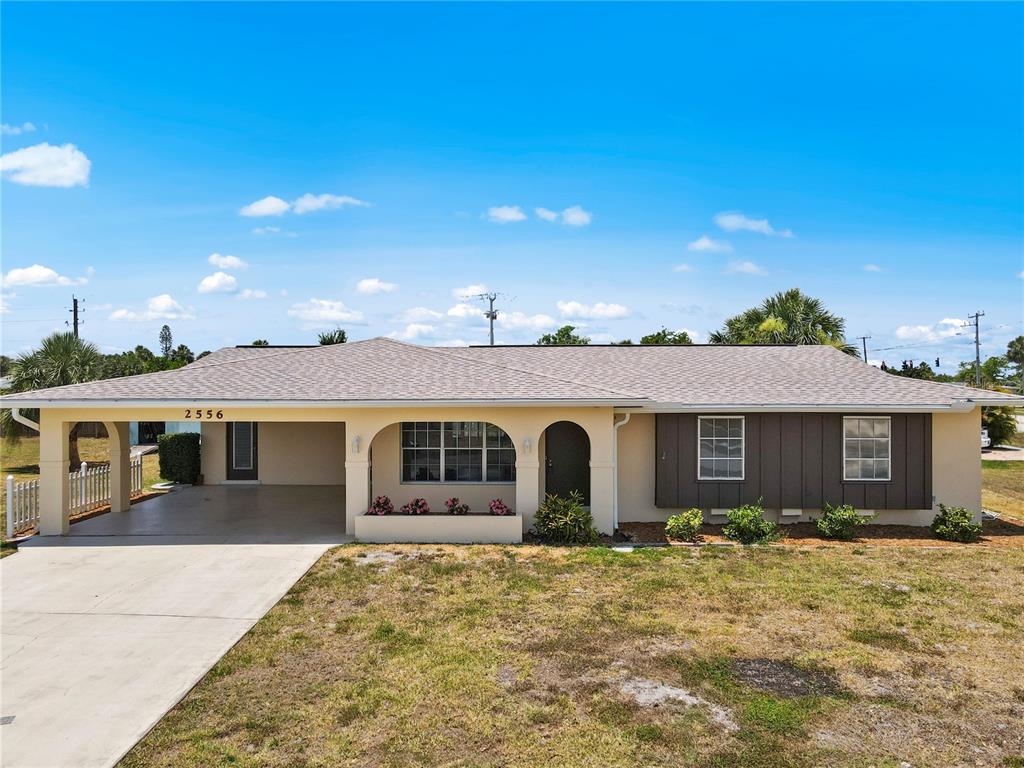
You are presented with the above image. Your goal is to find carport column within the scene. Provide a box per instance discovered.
[587,413,616,536]
[515,458,540,534]
[344,461,370,536]
[107,422,132,513]
[38,412,71,536]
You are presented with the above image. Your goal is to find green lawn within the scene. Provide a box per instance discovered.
[982,460,1024,521]
[120,543,1024,768]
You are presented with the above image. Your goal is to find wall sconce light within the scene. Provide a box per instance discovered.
[352,435,361,454]
[523,437,532,455]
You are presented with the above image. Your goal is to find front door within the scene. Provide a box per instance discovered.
[226,422,259,481]
[544,421,590,504]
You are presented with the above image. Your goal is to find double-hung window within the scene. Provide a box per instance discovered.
[698,416,744,480]
[843,416,891,481]
[401,422,516,483]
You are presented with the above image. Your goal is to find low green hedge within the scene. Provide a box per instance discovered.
[157,432,201,484]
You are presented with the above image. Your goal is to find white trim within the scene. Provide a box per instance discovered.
[611,412,632,531]
[697,415,745,481]
[842,415,892,482]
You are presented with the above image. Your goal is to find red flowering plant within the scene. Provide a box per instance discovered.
[445,497,470,515]
[489,498,511,516]
[400,497,431,515]
[366,495,394,516]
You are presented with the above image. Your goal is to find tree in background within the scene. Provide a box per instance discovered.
[158,325,173,357]
[954,356,1008,389]
[1006,335,1024,390]
[169,344,195,366]
[318,328,348,345]
[1,332,103,468]
[640,328,693,345]
[0,355,11,377]
[708,288,856,354]
[251,339,269,346]
[537,325,590,345]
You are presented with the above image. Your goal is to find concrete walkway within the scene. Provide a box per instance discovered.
[1,485,350,768]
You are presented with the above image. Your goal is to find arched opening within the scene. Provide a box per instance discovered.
[367,420,517,514]
[541,421,591,505]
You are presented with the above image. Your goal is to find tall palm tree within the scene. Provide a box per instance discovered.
[2,332,104,468]
[708,288,857,354]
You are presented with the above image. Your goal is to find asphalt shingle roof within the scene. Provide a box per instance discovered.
[2,337,1019,409]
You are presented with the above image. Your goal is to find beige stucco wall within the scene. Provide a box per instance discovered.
[200,421,346,485]
[368,423,515,515]
[931,407,982,521]
[617,413,660,522]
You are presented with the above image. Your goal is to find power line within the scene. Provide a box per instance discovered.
[856,335,871,360]
[966,310,985,387]
[67,294,84,338]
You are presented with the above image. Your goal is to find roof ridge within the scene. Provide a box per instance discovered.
[427,342,646,399]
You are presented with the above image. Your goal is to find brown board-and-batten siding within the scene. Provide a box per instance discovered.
[655,413,932,510]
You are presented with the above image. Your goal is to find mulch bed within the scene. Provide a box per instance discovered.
[619,517,1024,548]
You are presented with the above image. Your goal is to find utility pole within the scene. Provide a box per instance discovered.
[68,294,83,338]
[857,335,871,362]
[967,311,985,387]
[474,292,499,346]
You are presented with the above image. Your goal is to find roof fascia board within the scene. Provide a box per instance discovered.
[620,402,979,413]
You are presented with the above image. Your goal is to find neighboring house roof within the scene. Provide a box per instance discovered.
[2,337,1020,410]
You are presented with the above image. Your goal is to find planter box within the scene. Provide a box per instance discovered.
[354,513,522,544]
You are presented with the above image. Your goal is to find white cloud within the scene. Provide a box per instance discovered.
[197,271,238,294]
[726,260,767,275]
[434,339,469,347]
[2,263,86,287]
[447,303,483,319]
[0,292,13,314]
[497,311,557,331]
[556,300,631,320]
[240,195,291,217]
[237,288,268,300]
[292,193,369,214]
[251,226,280,235]
[534,207,559,222]
[673,263,695,272]
[452,283,487,300]
[560,205,593,227]
[388,323,436,341]
[714,211,793,238]
[486,205,527,224]
[894,318,964,343]
[208,253,248,270]
[0,142,90,187]
[394,306,443,323]
[109,294,193,322]
[863,264,883,272]
[687,235,732,253]
[356,277,398,295]
[1017,271,1023,279]
[1,122,36,136]
[287,298,365,329]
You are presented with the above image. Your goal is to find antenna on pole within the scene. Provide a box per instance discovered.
[473,292,501,346]
[67,294,84,338]
[966,311,985,387]
[857,335,871,362]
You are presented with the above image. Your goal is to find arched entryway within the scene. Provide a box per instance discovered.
[542,420,591,505]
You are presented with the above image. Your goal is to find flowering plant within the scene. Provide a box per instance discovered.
[489,498,511,516]
[445,497,470,515]
[400,497,431,515]
[367,495,394,516]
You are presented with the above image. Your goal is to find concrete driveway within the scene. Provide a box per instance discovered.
[1,485,350,768]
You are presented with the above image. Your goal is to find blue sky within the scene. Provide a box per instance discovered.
[2,2,1022,370]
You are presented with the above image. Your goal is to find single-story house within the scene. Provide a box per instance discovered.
[3,337,1020,542]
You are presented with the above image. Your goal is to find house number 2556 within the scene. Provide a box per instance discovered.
[184,409,224,419]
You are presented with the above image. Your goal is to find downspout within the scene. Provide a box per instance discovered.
[11,408,40,433]
[611,412,631,532]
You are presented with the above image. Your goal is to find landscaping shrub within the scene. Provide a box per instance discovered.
[983,406,1017,446]
[489,498,511,516]
[445,497,470,515]
[814,503,873,541]
[722,501,778,544]
[157,432,201,484]
[665,508,703,542]
[533,490,598,545]
[930,504,982,543]
[367,495,394,516]
[400,498,431,515]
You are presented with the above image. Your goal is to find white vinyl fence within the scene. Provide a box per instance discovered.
[6,457,143,537]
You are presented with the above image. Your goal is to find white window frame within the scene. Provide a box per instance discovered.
[697,415,745,481]
[399,422,516,485]
[842,416,892,482]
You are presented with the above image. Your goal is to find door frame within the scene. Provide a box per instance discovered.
[226,422,259,481]
[544,421,590,505]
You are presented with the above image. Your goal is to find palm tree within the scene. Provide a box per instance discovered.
[2,332,104,468]
[708,288,857,354]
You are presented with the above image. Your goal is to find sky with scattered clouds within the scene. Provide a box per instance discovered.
[1,3,1021,370]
